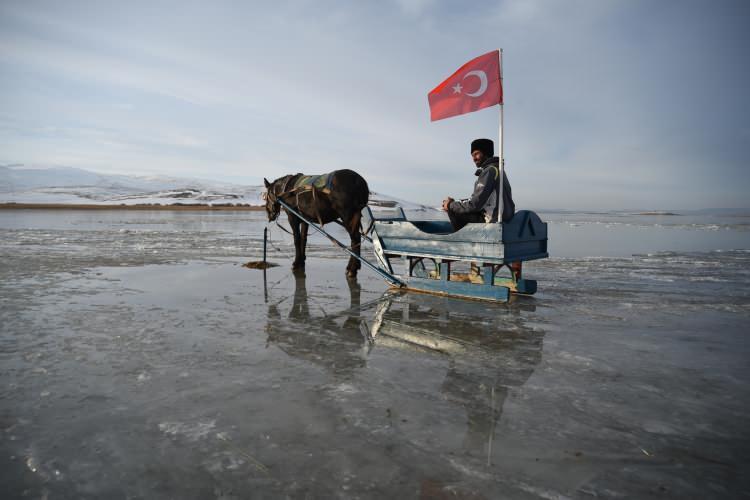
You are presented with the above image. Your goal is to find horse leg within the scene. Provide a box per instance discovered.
[345,211,362,278]
[299,221,309,268]
[289,215,304,270]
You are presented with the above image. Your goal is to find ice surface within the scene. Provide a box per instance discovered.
[0,209,748,498]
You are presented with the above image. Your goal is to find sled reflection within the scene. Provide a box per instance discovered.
[364,291,544,459]
[365,290,539,356]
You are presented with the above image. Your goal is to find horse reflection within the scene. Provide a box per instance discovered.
[366,292,544,462]
[265,269,366,377]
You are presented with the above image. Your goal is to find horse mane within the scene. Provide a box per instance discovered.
[271,173,303,195]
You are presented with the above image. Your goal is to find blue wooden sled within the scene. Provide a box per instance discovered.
[274,198,548,303]
[362,207,548,302]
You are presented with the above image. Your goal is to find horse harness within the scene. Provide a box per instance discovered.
[268,173,333,228]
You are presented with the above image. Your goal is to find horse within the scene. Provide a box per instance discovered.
[263,169,369,277]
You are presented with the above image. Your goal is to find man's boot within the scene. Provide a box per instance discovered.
[510,261,522,281]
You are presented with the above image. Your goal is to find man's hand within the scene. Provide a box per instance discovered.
[442,197,454,212]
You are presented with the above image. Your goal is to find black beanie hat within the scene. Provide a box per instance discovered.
[470,138,494,157]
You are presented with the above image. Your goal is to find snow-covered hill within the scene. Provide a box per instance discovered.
[0,165,445,218]
[0,165,264,206]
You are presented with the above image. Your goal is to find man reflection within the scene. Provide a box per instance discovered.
[441,363,506,457]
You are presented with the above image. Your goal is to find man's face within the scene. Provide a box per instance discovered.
[471,150,486,167]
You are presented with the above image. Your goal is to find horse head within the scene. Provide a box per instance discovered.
[263,178,281,222]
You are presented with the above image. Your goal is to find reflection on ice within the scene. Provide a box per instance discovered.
[264,271,545,466]
[364,292,544,465]
[265,270,368,377]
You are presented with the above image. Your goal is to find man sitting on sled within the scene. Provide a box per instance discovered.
[442,138,520,279]
[442,138,515,229]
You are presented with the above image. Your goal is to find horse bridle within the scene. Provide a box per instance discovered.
[263,175,300,225]
[263,175,298,203]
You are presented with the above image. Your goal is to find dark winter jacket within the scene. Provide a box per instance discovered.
[449,156,515,222]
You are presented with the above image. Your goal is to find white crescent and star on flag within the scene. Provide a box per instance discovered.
[451,70,488,97]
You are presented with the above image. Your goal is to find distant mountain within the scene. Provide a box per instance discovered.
[0,165,106,191]
[0,165,445,216]
[682,207,750,216]
[0,165,265,206]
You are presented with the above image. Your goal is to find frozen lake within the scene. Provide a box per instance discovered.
[1,209,749,498]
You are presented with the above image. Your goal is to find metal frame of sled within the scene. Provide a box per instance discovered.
[362,207,548,302]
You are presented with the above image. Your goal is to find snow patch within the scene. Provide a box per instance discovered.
[158,420,217,441]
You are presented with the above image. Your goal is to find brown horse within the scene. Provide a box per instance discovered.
[263,169,369,277]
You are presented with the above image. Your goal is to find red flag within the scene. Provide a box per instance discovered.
[428,50,502,121]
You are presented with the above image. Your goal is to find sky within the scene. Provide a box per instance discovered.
[1,0,748,210]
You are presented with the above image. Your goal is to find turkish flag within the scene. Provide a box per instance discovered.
[428,50,502,121]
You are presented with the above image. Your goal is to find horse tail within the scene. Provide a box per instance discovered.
[353,173,369,233]
[330,169,370,234]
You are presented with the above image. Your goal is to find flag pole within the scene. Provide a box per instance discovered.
[498,48,504,223]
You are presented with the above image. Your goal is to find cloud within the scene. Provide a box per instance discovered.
[391,0,438,15]
[0,0,748,209]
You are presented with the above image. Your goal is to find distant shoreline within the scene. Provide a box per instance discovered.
[0,203,265,211]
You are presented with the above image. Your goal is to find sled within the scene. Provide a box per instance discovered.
[362,207,548,302]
